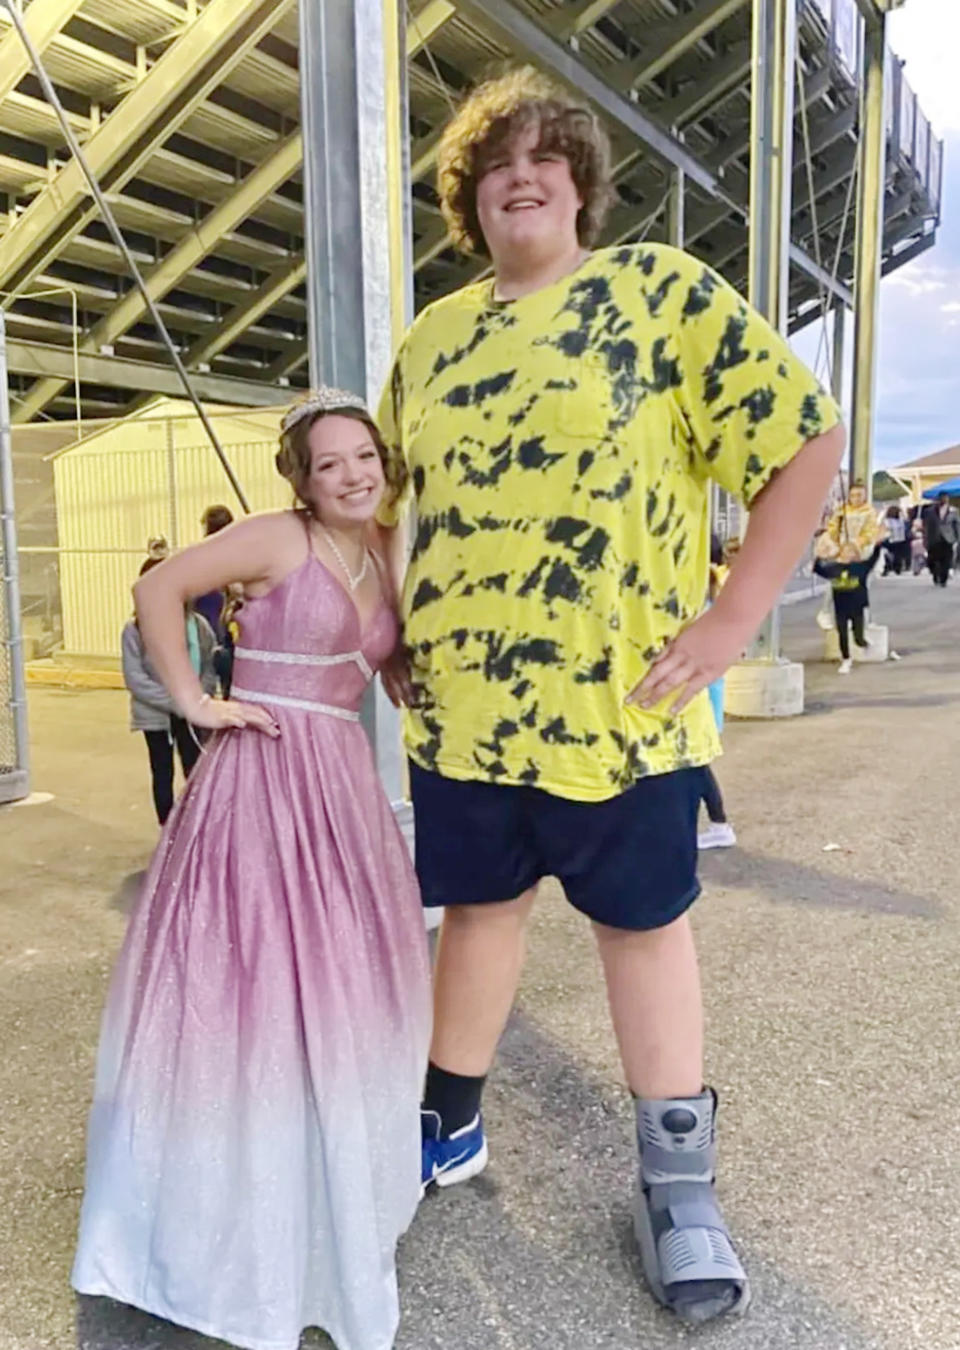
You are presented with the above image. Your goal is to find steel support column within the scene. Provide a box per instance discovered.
[0,311,29,804]
[831,301,846,406]
[849,13,888,489]
[747,0,795,661]
[748,0,795,334]
[299,0,410,804]
[853,0,905,24]
[667,167,685,249]
[4,337,291,404]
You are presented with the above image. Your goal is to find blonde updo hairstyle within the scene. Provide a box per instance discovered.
[275,397,407,514]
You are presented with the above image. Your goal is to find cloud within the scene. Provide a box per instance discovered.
[886,269,948,296]
[793,116,960,473]
[874,232,960,466]
[888,0,960,137]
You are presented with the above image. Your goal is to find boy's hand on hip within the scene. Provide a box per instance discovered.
[626,609,751,715]
[380,643,413,708]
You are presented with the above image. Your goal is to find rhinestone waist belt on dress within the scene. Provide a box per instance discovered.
[230,646,370,722]
[231,687,360,722]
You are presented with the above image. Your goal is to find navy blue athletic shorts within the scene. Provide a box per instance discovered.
[408,760,703,932]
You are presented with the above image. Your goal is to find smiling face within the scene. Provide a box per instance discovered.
[304,414,385,529]
[475,120,583,272]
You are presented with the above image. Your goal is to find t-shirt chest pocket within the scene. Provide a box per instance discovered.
[530,350,610,439]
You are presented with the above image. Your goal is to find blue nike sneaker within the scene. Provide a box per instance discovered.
[420,1110,488,1195]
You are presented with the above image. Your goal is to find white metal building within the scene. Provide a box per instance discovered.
[51,398,287,658]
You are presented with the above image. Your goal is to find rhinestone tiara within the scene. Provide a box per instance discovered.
[280,387,371,436]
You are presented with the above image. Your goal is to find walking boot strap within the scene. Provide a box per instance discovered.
[634,1088,749,1322]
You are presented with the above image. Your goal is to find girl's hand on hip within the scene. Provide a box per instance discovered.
[186,696,280,737]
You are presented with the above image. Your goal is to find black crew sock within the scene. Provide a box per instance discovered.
[422,1061,487,1138]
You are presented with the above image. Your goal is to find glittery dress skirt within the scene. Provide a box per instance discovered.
[72,553,432,1350]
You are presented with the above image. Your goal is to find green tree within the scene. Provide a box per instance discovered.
[872,471,904,502]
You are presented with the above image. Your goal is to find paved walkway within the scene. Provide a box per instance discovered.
[1,574,957,1350]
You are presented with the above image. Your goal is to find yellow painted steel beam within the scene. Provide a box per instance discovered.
[4,334,288,404]
[0,0,86,103]
[850,15,888,488]
[12,132,302,422]
[613,0,748,94]
[404,3,457,187]
[265,340,308,382]
[414,218,453,272]
[185,256,307,368]
[411,126,445,181]
[0,0,292,298]
[549,0,622,41]
[407,0,455,55]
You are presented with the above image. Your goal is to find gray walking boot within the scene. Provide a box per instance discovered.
[634,1087,750,1322]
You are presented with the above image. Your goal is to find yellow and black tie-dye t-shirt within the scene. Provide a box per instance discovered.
[378,244,840,802]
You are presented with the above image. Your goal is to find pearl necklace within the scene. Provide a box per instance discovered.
[318,523,369,592]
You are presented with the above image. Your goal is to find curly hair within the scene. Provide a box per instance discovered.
[275,402,406,511]
[437,66,613,257]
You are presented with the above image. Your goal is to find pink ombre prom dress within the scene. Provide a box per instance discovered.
[73,536,431,1350]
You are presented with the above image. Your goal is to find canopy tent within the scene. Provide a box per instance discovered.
[922,476,960,499]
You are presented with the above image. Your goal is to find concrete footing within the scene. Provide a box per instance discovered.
[823,623,890,663]
[725,657,805,718]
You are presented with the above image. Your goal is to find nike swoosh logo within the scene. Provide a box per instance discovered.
[432,1147,471,1178]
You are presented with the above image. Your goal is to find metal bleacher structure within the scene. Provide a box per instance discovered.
[0,0,946,801]
[0,0,943,427]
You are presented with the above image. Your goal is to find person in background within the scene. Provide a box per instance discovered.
[814,542,881,675]
[923,491,960,587]
[146,535,169,563]
[193,504,235,640]
[217,584,245,699]
[910,515,927,576]
[698,537,736,850]
[822,480,881,561]
[881,505,909,575]
[121,557,217,824]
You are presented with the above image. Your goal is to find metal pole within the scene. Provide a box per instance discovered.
[667,164,685,249]
[166,416,179,550]
[747,0,796,659]
[831,301,846,406]
[0,309,30,803]
[670,155,727,550]
[0,0,251,516]
[748,0,795,334]
[850,12,888,489]
[299,0,410,805]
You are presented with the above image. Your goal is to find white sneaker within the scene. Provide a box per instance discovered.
[837,659,852,675]
[698,822,737,850]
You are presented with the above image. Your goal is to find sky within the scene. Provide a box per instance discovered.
[791,0,960,471]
